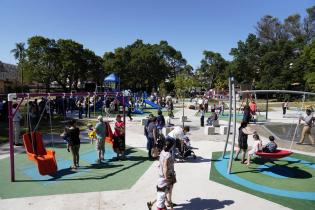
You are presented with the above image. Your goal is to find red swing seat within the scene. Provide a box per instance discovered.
[23,132,58,176]
[255,149,293,159]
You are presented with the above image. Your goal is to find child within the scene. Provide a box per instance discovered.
[263,136,278,153]
[87,123,96,144]
[200,106,205,127]
[246,134,262,166]
[147,178,172,210]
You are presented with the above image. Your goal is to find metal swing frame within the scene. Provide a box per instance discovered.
[7,91,126,182]
[221,78,315,174]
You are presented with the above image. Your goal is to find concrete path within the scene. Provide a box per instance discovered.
[1,102,314,210]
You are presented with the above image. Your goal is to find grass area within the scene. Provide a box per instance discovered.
[210,151,315,210]
[0,143,152,199]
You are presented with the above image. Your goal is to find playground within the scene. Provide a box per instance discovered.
[0,88,314,210]
[0,143,151,199]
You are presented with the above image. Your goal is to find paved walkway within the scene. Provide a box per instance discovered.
[0,102,314,210]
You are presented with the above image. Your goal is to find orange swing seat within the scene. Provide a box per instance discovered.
[23,132,58,176]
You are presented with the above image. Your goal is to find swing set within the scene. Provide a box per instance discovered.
[7,91,127,182]
[222,77,315,174]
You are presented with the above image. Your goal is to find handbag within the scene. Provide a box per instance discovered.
[151,147,159,158]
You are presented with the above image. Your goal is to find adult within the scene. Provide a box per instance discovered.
[234,122,256,163]
[242,104,251,124]
[249,99,257,123]
[28,103,38,132]
[65,119,80,169]
[158,139,177,208]
[204,98,209,113]
[127,99,133,121]
[147,117,158,160]
[166,126,190,160]
[113,115,125,160]
[297,109,315,145]
[200,106,205,127]
[207,109,218,126]
[104,97,111,118]
[282,100,289,116]
[85,97,91,118]
[220,101,225,116]
[76,98,84,119]
[156,110,166,132]
[263,136,278,153]
[12,103,22,145]
[144,114,154,138]
[198,97,203,112]
[95,115,107,163]
[167,100,174,118]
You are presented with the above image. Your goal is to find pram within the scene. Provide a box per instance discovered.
[175,136,196,160]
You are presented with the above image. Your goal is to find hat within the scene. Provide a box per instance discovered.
[97,115,103,121]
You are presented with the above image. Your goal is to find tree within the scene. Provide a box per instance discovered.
[159,41,187,78]
[301,40,315,91]
[103,39,185,92]
[256,15,288,43]
[26,36,59,92]
[173,72,198,126]
[11,42,26,86]
[196,51,228,90]
[303,6,315,43]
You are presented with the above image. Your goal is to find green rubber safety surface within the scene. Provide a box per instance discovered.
[0,143,152,199]
[210,152,315,210]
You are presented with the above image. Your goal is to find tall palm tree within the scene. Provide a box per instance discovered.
[11,42,26,87]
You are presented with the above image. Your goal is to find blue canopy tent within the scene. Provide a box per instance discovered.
[104,73,120,91]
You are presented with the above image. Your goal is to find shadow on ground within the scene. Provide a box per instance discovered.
[175,197,234,210]
[230,158,313,179]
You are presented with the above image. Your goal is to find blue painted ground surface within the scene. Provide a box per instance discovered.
[19,147,117,185]
[215,156,315,201]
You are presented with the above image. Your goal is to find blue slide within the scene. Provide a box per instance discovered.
[144,99,160,109]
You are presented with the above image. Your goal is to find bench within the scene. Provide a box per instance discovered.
[204,126,215,135]
[219,125,228,135]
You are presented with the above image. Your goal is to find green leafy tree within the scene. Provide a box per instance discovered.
[196,51,228,90]
[26,36,59,92]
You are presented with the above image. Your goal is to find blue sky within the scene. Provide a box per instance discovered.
[0,0,314,69]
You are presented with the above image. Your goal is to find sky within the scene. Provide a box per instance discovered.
[0,0,314,69]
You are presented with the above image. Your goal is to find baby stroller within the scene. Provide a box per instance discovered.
[176,136,196,160]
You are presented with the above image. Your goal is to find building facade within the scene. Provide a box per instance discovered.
[0,61,19,93]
